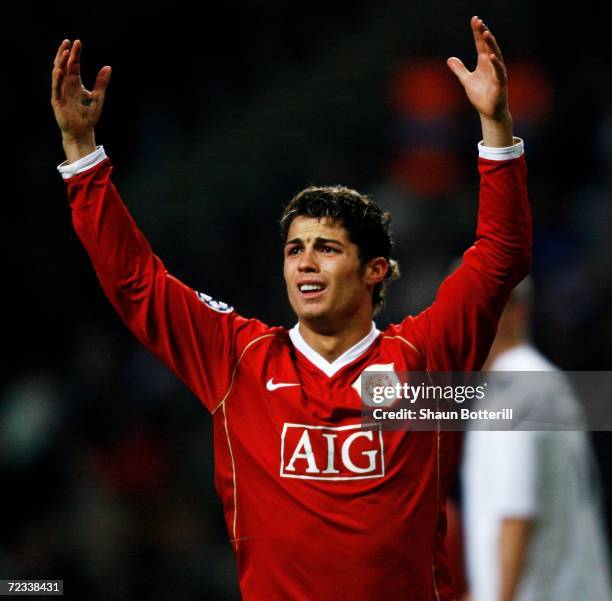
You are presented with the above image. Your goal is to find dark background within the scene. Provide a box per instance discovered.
[3,1,611,599]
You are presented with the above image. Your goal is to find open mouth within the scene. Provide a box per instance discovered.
[297,282,327,298]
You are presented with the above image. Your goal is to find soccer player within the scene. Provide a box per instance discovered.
[51,16,531,601]
[461,278,611,601]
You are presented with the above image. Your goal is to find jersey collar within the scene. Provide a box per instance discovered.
[289,322,381,377]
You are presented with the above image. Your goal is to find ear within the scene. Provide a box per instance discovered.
[364,257,389,286]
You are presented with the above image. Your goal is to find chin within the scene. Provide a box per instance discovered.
[298,307,328,322]
[297,299,337,323]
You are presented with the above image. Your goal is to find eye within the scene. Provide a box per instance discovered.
[286,246,302,256]
[320,245,339,254]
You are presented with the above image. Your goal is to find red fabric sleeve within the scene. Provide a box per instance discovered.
[66,157,267,412]
[392,154,532,372]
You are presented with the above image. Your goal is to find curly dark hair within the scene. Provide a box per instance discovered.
[280,185,400,314]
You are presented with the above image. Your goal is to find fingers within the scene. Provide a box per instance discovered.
[472,16,504,63]
[54,39,70,68]
[51,46,70,103]
[51,65,64,103]
[52,39,112,109]
[446,57,469,85]
[471,15,489,55]
[490,54,507,85]
[93,66,112,102]
[470,16,494,55]
[475,18,506,84]
[483,29,503,63]
[66,39,82,78]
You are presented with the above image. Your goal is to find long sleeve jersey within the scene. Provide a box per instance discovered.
[59,139,531,600]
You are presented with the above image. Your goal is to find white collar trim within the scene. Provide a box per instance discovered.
[289,322,380,377]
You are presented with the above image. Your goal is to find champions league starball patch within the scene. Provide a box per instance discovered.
[196,291,234,313]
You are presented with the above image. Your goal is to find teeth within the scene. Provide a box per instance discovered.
[300,284,323,292]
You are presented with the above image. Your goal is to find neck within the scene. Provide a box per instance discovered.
[298,317,374,363]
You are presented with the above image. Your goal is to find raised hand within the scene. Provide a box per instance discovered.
[447,17,513,146]
[51,40,112,160]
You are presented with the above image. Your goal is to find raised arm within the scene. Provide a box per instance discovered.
[394,18,531,371]
[50,41,266,413]
[51,39,112,163]
[447,15,513,147]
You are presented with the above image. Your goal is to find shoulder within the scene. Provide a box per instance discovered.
[233,319,292,357]
[490,344,583,424]
[192,289,290,356]
[379,321,424,361]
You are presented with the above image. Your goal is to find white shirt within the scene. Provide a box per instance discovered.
[462,344,611,601]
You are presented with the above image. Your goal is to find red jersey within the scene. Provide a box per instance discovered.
[61,145,531,600]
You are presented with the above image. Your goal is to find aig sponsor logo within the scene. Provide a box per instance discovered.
[280,423,385,481]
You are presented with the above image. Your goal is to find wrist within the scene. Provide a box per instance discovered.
[480,112,514,147]
[62,132,97,164]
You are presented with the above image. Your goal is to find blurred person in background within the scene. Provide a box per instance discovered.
[461,277,611,601]
[51,16,531,601]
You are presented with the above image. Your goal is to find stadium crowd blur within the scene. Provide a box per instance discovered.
[4,1,611,599]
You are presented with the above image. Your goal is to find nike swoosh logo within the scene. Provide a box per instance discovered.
[266,378,300,391]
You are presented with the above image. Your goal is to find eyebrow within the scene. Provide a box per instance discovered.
[284,237,345,247]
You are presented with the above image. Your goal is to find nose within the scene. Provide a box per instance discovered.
[298,246,318,272]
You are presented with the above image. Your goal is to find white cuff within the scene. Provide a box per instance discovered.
[478,137,524,160]
[57,145,107,180]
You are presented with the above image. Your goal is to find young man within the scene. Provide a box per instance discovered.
[51,17,531,601]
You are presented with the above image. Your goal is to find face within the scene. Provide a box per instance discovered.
[283,216,387,331]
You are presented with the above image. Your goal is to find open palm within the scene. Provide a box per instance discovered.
[51,39,111,141]
[447,16,508,121]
